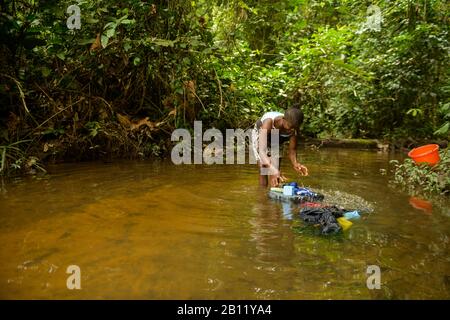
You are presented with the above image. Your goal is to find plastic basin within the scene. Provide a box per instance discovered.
[407,144,440,166]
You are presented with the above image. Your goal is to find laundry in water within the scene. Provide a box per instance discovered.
[268,182,362,234]
[299,206,343,234]
[268,183,324,203]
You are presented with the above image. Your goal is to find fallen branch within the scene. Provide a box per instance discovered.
[1,74,39,126]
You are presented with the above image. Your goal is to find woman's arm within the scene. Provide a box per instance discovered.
[258,119,280,181]
[258,119,273,167]
[288,134,298,166]
[288,134,309,176]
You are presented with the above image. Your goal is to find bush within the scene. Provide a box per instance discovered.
[390,148,450,195]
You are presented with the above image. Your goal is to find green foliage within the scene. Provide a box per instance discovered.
[0,0,449,175]
[434,101,450,137]
[209,0,450,139]
[390,149,450,195]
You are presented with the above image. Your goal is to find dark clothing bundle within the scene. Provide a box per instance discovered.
[299,206,347,235]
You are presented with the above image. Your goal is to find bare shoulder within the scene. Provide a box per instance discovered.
[261,118,273,129]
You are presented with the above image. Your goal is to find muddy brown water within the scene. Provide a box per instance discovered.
[0,148,449,299]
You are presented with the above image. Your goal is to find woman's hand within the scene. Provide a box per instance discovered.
[270,175,280,187]
[268,165,281,187]
[293,163,309,176]
[270,172,287,187]
[269,168,290,187]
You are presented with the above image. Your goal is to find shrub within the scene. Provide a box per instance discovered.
[390,148,450,195]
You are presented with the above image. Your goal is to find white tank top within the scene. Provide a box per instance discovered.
[260,111,283,126]
[260,111,291,138]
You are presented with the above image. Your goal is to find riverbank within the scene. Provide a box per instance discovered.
[1,136,448,177]
[303,138,448,151]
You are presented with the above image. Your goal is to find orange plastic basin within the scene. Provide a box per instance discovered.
[407,144,440,166]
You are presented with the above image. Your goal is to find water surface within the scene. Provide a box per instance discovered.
[0,148,449,299]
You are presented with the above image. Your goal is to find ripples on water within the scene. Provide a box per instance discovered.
[0,148,449,299]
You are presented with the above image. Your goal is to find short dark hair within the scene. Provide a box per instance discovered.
[284,105,304,128]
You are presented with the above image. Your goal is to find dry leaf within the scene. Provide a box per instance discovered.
[43,143,54,153]
[117,113,132,127]
[168,109,177,117]
[150,4,157,15]
[90,33,101,52]
[130,117,155,131]
[184,80,196,99]
[26,157,37,168]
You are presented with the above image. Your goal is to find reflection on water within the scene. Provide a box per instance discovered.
[0,148,449,299]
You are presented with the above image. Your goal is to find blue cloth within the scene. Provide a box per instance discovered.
[280,183,325,202]
[343,210,361,220]
[295,187,316,197]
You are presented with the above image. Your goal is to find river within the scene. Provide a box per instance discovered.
[0,148,449,299]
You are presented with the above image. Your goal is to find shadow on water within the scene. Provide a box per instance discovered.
[0,148,449,299]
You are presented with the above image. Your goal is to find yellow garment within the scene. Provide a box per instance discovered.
[337,217,353,231]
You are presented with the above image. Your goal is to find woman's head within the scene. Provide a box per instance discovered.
[283,105,304,131]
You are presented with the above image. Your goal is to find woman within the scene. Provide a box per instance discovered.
[251,106,309,187]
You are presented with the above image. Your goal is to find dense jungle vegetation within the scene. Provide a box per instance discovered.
[0,0,449,175]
